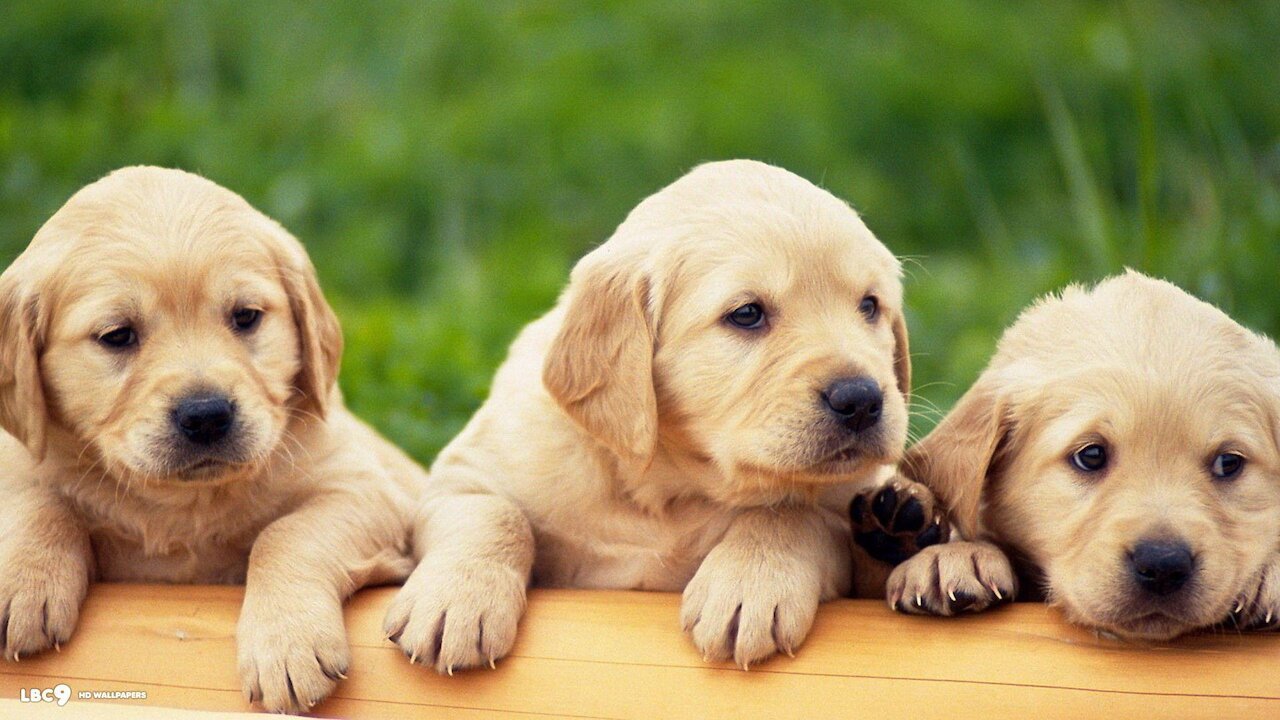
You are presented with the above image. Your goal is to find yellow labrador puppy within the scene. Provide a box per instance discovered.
[384,159,914,671]
[888,272,1280,639]
[0,167,423,713]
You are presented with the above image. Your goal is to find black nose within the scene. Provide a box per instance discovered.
[172,395,235,445]
[1128,539,1195,597]
[823,377,883,432]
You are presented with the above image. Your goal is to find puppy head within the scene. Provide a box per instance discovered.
[909,272,1280,639]
[0,166,340,485]
[544,160,910,500]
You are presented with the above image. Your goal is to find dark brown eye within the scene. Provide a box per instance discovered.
[1211,453,1245,480]
[859,295,879,322]
[727,303,766,329]
[98,326,137,349]
[1070,443,1108,472]
[231,308,262,332]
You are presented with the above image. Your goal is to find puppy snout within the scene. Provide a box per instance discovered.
[822,377,882,432]
[1127,538,1195,597]
[172,394,236,445]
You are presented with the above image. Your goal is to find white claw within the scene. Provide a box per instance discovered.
[915,593,923,607]
[409,651,418,665]
[489,656,497,670]
[446,664,455,677]
[948,589,957,603]
[1266,610,1274,625]
[991,583,1004,601]
[1235,599,1245,614]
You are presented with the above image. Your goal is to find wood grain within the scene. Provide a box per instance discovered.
[0,585,1275,719]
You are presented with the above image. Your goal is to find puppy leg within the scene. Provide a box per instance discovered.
[886,540,1017,616]
[681,505,850,668]
[383,491,534,674]
[850,474,950,565]
[1231,552,1280,631]
[238,492,414,714]
[0,484,92,661]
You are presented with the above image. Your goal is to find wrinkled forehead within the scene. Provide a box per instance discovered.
[652,199,902,311]
[1014,364,1277,459]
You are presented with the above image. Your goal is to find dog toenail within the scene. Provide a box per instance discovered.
[916,523,942,549]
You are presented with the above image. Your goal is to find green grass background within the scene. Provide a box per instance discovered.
[2,1,1277,464]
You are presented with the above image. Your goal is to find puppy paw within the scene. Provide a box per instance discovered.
[681,548,820,668]
[0,552,90,661]
[886,541,1017,616]
[383,560,527,674]
[1230,557,1280,631]
[850,477,949,566]
[237,599,349,714]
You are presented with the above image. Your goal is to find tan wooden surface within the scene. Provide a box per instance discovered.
[0,585,1276,719]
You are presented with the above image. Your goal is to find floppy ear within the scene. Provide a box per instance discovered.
[891,311,911,401]
[274,238,343,419]
[0,270,48,459]
[543,251,657,462]
[903,375,1008,539]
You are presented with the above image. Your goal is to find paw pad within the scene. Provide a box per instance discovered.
[850,480,949,566]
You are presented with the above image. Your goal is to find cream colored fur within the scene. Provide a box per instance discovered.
[893,272,1280,639]
[0,167,426,713]
[384,160,912,671]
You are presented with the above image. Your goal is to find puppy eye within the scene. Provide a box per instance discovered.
[1070,443,1108,472]
[98,326,138,349]
[231,308,263,332]
[726,303,766,330]
[1211,453,1245,480]
[858,295,879,322]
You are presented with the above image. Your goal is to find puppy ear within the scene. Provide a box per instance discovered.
[0,271,48,459]
[891,311,911,401]
[903,376,1008,539]
[273,235,343,419]
[543,251,657,462]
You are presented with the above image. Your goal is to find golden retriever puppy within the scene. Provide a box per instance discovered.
[0,167,423,713]
[886,272,1280,639]
[383,160,913,670]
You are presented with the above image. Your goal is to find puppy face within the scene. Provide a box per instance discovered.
[544,160,910,499]
[0,167,340,486]
[910,272,1280,639]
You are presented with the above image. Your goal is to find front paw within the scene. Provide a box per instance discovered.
[0,552,90,661]
[887,541,1017,616]
[383,559,527,674]
[850,476,949,566]
[680,548,820,669]
[1230,557,1280,631]
[238,599,349,714]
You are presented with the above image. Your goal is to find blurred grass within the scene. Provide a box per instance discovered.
[1,1,1278,462]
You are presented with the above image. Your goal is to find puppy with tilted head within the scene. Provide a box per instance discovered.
[383,160,913,672]
[0,167,426,713]
[881,272,1280,639]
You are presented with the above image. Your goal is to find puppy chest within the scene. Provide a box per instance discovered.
[91,529,253,583]
[530,511,730,591]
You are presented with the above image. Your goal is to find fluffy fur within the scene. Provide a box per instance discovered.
[0,167,426,713]
[889,272,1280,640]
[384,160,912,671]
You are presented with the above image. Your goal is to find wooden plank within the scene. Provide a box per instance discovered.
[0,585,1275,719]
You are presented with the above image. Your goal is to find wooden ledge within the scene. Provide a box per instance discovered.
[0,585,1276,718]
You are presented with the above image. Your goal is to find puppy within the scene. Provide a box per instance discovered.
[0,167,424,713]
[383,160,913,670]
[882,272,1280,639]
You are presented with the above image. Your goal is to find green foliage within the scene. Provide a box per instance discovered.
[3,1,1278,463]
